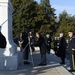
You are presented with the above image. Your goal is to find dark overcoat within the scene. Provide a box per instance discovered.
[37,36,46,54]
[58,37,67,58]
[22,32,29,49]
[68,37,75,54]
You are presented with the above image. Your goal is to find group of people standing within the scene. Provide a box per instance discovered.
[54,31,75,72]
[35,32,52,65]
[18,29,75,72]
[54,33,67,65]
[0,25,75,72]
[18,29,52,65]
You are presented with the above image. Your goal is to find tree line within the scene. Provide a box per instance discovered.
[11,0,75,41]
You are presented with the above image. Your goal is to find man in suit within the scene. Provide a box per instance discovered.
[22,31,30,64]
[36,32,47,66]
[58,33,67,64]
[68,31,75,72]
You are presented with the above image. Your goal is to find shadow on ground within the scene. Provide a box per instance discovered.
[0,51,63,75]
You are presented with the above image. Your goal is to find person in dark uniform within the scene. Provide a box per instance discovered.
[54,37,59,55]
[0,26,7,48]
[36,32,47,66]
[22,31,30,64]
[68,31,75,72]
[45,34,52,54]
[58,33,67,64]
[29,32,35,52]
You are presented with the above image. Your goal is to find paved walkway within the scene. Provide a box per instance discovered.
[0,48,73,75]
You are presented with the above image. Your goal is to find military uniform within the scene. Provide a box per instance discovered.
[54,40,59,55]
[45,37,52,54]
[68,37,75,70]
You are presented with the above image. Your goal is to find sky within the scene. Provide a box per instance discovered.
[34,0,75,16]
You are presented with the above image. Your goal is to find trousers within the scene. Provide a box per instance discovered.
[41,54,46,64]
[69,53,75,70]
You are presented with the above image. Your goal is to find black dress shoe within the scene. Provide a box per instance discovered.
[42,64,47,66]
[60,62,65,65]
[38,63,43,66]
[38,63,47,66]
[68,69,75,72]
[24,62,30,64]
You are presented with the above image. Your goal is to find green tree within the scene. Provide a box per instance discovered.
[56,11,75,38]
[11,0,35,36]
[11,0,56,39]
[39,0,56,35]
